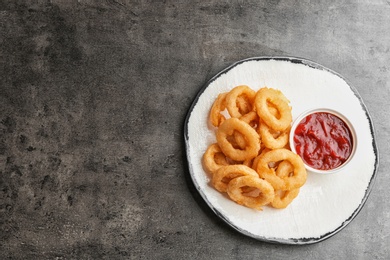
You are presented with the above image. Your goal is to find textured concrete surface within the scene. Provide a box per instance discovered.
[1,0,389,259]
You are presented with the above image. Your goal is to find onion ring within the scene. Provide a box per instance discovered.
[270,161,300,209]
[256,148,307,190]
[259,120,290,149]
[234,111,260,149]
[226,85,256,118]
[254,87,292,131]
[236,95,252,115]
[203,143,254,175]
[251,148,270,172]
[203,143,229,174]
[227,175,275,210]
[240,111,260,129]
[212,165,258,193]
[216,118,260,161]
[271,188,300,209]
[209,92,228,127]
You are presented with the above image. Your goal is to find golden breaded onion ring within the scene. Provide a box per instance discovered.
[270,161,300,209]
[226,85,256,118]
[209,92,228,127]
[259,120,290,149]
[216,118,260,161]
[256,148,307,190]
[212,165,258,193]
[271,188,300,209]
[203,143,229,174]
[203,143,254,175]
[227,175,275,210]
[234,111,260,149]
[254,87,292,131]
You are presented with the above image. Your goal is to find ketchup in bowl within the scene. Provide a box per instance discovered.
[292,110,355,172]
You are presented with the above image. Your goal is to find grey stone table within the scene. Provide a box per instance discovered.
[1,1,389,259]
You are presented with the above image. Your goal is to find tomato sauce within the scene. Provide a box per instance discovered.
[293,112,353,170]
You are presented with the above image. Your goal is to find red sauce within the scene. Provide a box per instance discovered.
[293,112,353,170]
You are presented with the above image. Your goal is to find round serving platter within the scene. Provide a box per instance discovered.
[184,57,378,244]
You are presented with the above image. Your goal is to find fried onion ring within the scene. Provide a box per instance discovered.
[227,175,275,210]
[203,143,254,175]
[216,118,260,161]
[203,143,229,174]
[240,111,260,129]
[254,87,292,131]
[209,92,228,127]
[226,85,256,118]
[212,165,258,193]
[234,111,260,149]
[270,161,300,209]
[251,148,270,172]
[271,188,300,209]
[259,120,290,149]
[256,148,307,190]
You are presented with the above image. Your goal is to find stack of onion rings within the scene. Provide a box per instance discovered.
[203,85,307,210]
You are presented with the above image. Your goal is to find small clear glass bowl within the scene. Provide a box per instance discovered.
[289,108,357,174]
